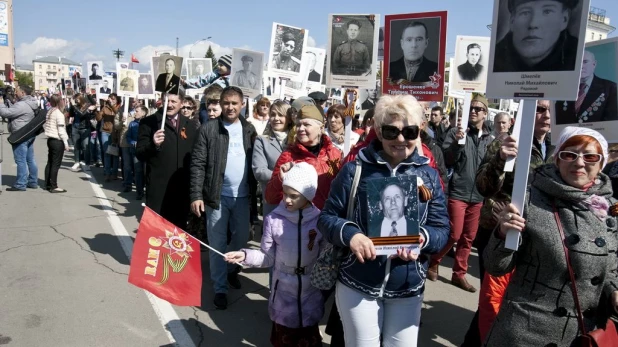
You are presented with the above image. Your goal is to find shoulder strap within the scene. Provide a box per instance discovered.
[552,204,587,335]
[347,158,362,220]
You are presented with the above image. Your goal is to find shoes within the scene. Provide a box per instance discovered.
[27,185,39,189]
[50,188,67,193]
[95,161,102,167]
[71,163,80,172]
[228,272,242,289]
[123,186,132,193]
[6,187,26,192]
[451,275,477,293]
[427,264,439,282]
[214,293,228,310]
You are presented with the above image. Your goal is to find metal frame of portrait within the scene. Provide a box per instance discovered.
[451,35,491,93]
[268,22,309,80]
[326,13,380,89]
[486,0,590,100]
[382,11,447,102]
[230,48,264,99]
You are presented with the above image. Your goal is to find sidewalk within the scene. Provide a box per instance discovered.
[1,133,479,346]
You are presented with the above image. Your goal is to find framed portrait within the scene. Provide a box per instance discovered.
[329,87,343,100]
[366,175,420,256]
[448,58,467,99]
[450,36,491,93]
[383,11,447,101]
[186,58,212,81]
[486,0,590,100]
[326,14,380,89]
[262,71,277,97]
[96,76,114,99]
[231,48,264,99]
[551,37,618,143]
[87,61,104,83]
[268,22,309,80]
[153,54,183,94]
[304,47,326,89]
[138,73,155,98]
[378,26,385,61]
[359,88,378,110]
[117,68,139,97]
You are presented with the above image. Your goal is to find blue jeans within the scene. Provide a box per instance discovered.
[89,131,101,163]
[206,196,250,294]
[11,137,38,189]
[72,127,90,164]
[101,132,119,176]
[121,146,144,194]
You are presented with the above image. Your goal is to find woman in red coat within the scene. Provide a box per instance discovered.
[265,105,342,210]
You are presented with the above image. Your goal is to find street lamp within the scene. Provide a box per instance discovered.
[189,37,213,58]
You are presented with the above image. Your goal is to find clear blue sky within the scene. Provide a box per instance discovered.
[13,0,618,68]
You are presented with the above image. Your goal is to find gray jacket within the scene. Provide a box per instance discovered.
[0,96,39,133]
[484,164,618,347]
[252,134,285,216]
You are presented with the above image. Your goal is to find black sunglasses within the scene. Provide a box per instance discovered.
[470,106,486,113]
[381,125,420,141]
[180,106,194,111]
[536,106,548,114]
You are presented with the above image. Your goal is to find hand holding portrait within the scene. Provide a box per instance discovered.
[349,233,376,264]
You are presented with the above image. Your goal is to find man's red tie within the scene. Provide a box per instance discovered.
[574,82,587,113]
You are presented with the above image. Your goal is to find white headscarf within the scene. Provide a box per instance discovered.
[555,126,609,169]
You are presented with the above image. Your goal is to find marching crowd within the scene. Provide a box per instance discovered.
[2,53,618,346]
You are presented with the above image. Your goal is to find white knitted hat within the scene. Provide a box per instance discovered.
[282,162,318,201]
[555,126,609,169]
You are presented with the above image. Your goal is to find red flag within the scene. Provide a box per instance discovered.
[131,54,140,63]
[128,207,201,306]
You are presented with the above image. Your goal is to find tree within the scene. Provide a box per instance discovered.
[15,71,34,89]
[205,45,217,70]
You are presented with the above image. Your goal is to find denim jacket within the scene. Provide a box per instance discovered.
[126,119,140,146]
[318,140,449,299]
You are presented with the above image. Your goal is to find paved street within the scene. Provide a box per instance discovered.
[0,133,479,347]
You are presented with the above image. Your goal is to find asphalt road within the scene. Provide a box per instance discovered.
[0,134,479,346]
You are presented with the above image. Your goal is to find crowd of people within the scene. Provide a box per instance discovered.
[2,52,618,346]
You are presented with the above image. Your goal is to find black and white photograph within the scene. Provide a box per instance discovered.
[326,14,379,89]
[450,36,491,93]
[153,55,183,94]
[551,37,618,143]
[263,72,277,97]
[97,76,114,100]
[117,68,139,97]
[486,0,590,100]
[329,87,343,100]
[304,47,326,87]
[138,73,154,97]
[187,58,212,80]
[360,88,378,110]
[268,22,309,79]
[230,48,264,98]
[87,61,103,83]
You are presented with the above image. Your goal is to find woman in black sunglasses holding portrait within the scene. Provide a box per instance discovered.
[318,95,449,347]
[484,127,618,347]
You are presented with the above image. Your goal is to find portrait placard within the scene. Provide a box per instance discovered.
[153,55,183,94]
[304,47,326,89]
[448,58,467,99]
[231,48,264,99]
[326,14,379,89]
[366,175,420,256]
[268,22,309,80]
[551,37,618,143]
[138,73,155,98]
[383,11,447,101]
[186,58,212,81]
[451,36,491,93]
[87,61,104,83]
[97,76,113,98]
[486,0,590,100]
[117,69,139,97]
[359,88,378,110]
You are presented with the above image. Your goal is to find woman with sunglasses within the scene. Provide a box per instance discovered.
[180,96,198,124]
[485,127,618,347]
[318,95,449,347]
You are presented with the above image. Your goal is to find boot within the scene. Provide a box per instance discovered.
[427,264,439,281]
[451,275,477,293]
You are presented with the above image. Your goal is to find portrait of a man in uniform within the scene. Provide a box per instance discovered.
[389,21,438,83]
[232,55,259,90]
[272,32,301,72]
[457,43,484,81]
[332,19,370,76]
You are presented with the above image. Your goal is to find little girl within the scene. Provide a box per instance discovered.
[225,162,324,347]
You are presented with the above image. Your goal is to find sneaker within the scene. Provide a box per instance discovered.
[71,163,81,172]
[214,293,228,310]
[227,271,242,289]
[96,161,102,167]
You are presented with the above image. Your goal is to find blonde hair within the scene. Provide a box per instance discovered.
[373,95,423,135]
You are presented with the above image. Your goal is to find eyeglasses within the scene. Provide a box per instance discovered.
[381,125,420,141]
[470,106,486,113]
[536,106,548,114]
[558,151,603,163]
[180,106,194,111]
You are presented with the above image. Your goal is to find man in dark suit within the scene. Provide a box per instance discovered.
[457,43,484,81]
[555,50,618,124]
[155,58,181,94]
[361,89,377,110]
[306,51,321,83]
[389,21,438,83]
[99,80,111,94]
[89,63,102,80]
[138,75,154,95]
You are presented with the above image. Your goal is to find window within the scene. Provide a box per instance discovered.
[591,32,595,40]
[39,64,42,69]
[39,79,42,84]
[48,65,51,69]
[599,34,604,40]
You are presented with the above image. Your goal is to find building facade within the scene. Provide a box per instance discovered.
[32,56,82,92]
[585,7,615,43]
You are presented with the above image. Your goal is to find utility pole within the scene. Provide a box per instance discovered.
[113,48,125,62]
[176,37,179,56]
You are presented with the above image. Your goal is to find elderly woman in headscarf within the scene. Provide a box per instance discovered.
[484,127,618,347]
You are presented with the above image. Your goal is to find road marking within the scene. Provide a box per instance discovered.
[83,167,195,347]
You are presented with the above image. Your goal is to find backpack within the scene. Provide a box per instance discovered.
[7,108,47,145]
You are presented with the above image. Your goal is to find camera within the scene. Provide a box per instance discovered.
[0,86,15,106]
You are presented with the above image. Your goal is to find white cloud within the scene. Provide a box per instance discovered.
[106,38,118,45]
[307,35,316,47]
[132,40,236,72]
[16,37,92,65]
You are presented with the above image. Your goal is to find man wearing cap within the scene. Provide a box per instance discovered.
[428,94,494,293]
[333,19,370,76]
[308,91,328,112]
[273,32,301,72]
[185,55,233,89]
[493,0,579,72]
[232,55,259,90]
